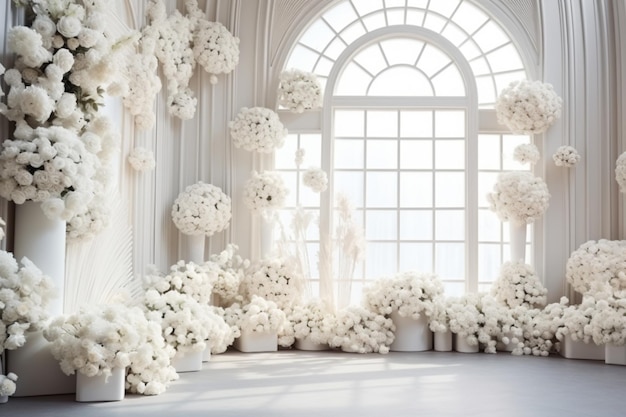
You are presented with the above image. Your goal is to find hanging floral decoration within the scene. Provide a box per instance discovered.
[552,145,580,167]
[128,146,156,172]
[243,170,288,215]
[171,181,232,237]
[277,69,323,113]
[486,171,550,226]
[302,168,328,193]
[229,107,287,153]
[513,143,540,166]
[495,80,563,134]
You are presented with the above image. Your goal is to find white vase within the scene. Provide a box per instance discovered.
[605,343,626,365]
[560,336,604,360]
[434,330,453,352]
[509,222,527,263]
[185,233,205,264]
[171,349,203,373]
[294,337,328,351]
[389,310,433,352]
[75,367,125,403]
[454,334,479,353]
[233,330,278,353]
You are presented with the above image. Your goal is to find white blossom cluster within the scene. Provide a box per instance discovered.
[363,271,444,319]
[447,293,486,348]
[243,170,288,214]
[302,168,328,193]
[616,152,626,193]
[556,296,597,344]
[491,261,547,309]
[513,143,540,165]
[552,145,580,167]
[128,146,156,172]
[207,244,249,306]
[495,79,562,134]
[204,306,236,354]
[486,171,550,226]
[277,69,323,113]
[230,107,287,153]
[566,239,626,298]
[171,181,232,237]
[0,372,18,397]
[589,297,626,346]
[224,295,287,334]
[0,252,56,351]
[144,261,214,305]
[328,305,394,354]
[241,257,304,309]
[287,299,336,345]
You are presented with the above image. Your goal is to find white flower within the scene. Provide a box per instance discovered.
[243,171,288,214]
[0,373,18,397]
[7,26,52,68]
[19,85,55,123]
[207,244,248,306]
[278,69,323,113]
[513,143,540,165]
[144,260,214,305]
[192,19,239,84]
[302,168,328,193]
[566,239,626,299]
[328,306,394,354]
[224,295,286,334]
[230,107,287,153]
[616,152,626,193]
[553,145,580,167]
[287,299,335,344]
[128,147,156,172]
[171,182,232,236]
[491,261,547,309]
[495,80,562,134]
[486,171,550,226]
[241,257,304,309]
[57,15,83,38]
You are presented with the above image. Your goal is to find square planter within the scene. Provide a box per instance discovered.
[233,330,278,353]
[294,337,328,351]
[171,349,203,373]
[76,367,125,403]
[560,336,604,361]
[605,343,626,365]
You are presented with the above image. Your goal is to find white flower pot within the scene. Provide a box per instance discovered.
[76,367,125,402]
[0,395,7,404]
[605,343,626,365]
[509,222,527,263]
[390,310,433,352]
[233,330,278,353]
[203,345,212,362]
[454,334,479,353]
[560,336,604,360]
[294,337,328,351]
[171,349,203,373]
[184,233,205,264]
[434,330,453,352]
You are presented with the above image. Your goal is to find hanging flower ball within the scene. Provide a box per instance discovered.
[171,181,232,236]
[513,143,541,165]
[616,152,626,193]
[486,171,550,226]
[192,20,240,83]
[127,146,156,172]
[229,107,287,153]
[495,80,563,134]
[243,170,288,214]
[302,168,328,193]
[277,69,323,113]
[552,145,580,167]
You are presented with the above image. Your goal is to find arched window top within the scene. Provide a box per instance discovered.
[285,0,527,107]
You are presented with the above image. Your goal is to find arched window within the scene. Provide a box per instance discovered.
[274,0,534,300]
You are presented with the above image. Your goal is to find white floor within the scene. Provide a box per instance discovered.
[3,350,626,417]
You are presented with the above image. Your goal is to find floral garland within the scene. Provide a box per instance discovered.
[241,257,304,309]
[486,171,550,226]
[490,261,547,309]
[302,168,328,193]
[328,305,394,354]
[552,145,580,167]
[363,271,444,319]
[566,239,626,298]
[616,151,626,193]
[243,170,288,215]
[495,79,562,134]
[277,69,323,113]
[128,146,156,172]
[171,181,232,237]
[513,143,540,166]
[229,107,287,153]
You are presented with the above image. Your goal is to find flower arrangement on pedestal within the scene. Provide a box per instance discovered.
[552,145,580,167]
[302,168,328,193]
[328,305,394,354]
[513,143,540,166]
[363,271,444,319]
[487,171,550,226]
[495,79,562,134]
[223,295,287,335]
[566,239,626,299]
[229,107,287,153]
[171,182,232,237]
[490,261,547,309]
[277,69,323,113]
[287,299,336,345]
[243,170,288,215]
[241,257,304,310]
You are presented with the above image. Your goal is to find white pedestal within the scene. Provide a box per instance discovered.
[203,345,212,362]
[390,310,433,352]
[509,222,527,263]
[7,331,75,397]
[171,349,203,373]
[434,330,453,352]
[605,343,626,365]
[454,334,479,353]
[75,367,125,402]
[184,234,205,264]
[233,330,278,353]
[294,337,328,351]
[560,336,604,360]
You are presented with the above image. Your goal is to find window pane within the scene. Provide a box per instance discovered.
[336,62,372,95]
[340,21,367,44]
[417,43,451,77]
[435,172,465,207]
[400,111,433,138]
[435,243,464,279]
[366,242,397,278]
[286,45,319,72]
[399,242,433,272]
[478,243,502,283]
[478,208,501,242]
[353,0,385,17]
[428,0,461,17]
[275,134,298,169]
[399,210,432,240]
[478,134,501,170]
[423,13,447,33]
[400,140,432,169]
[386,9,405,25]
[486,43,524,73]
[300,183,321,207]
[502,134,531,170]
[400,172,432,207]
[435,140,465,169]
[435,110,465,137]
[366,172,398,207]
[432,64,466,96]
[299,134,322,166]
[452,2,488,34]
[367,139,398,169]
[435,210,465,240]
[354,43,388,75]
[323,1,358,31]
[478,172,499,208]
[335,110,365,137]
[380,38,423,65]
[300,20,335,52]
[366,210,398,240]
[334,171,364,206]
[367,110,398,137]
[334,139,364,168]
[369,67,434,96]
[472,20,508,52]
[362,11,387,32]
[278,171,298,207]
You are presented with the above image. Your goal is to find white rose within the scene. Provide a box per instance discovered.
[57,16,83,38]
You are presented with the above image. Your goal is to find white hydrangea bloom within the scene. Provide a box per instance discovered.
[486,171,550,226]
[302,168,328,193]
[171,182,232,236]
[553,145,580,167]
[230,107,287,153]
[243,171,288,214]
[278,69,323,113]
[513,143,540,165]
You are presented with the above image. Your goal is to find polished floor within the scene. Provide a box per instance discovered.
[3,350,625,417]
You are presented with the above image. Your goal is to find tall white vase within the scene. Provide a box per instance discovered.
[9,202,75,396]
[509,222,527,263]
[389,310,433,352]
[184,233,205,264]
[76,367,125,402]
